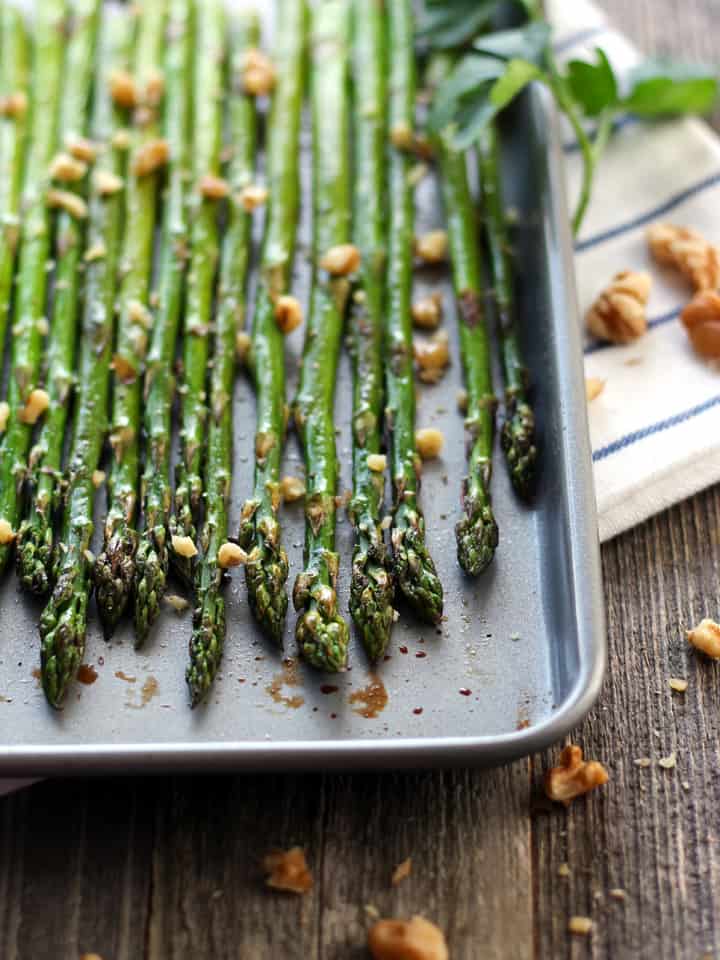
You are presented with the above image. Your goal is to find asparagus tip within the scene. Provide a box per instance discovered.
[294,575,349,672]
[501,396,537,501]
[392,517,444,625]
[133,528,168,648]
[16,520,53,597]
[349,538,394,663]
[186,590,226,707]
[241,512,289,646]
[94,526,137,637]
[455,496,499,577]
[39,572,87,709]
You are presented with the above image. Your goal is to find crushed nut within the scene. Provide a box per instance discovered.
[49,152,88,183]
[94,170,124,196]
[112,128,131,151]
[585,377,605,402]
[0,518,15,545]
[391,857,412,886]
[669,677,688,693]
[218,542,248,568]
[18,388,50,425]
[66,135,98,164]
[164,593,190,613]
[0,91,28,118]
[368,916,448,960]
[84,243,106,263]
[381,514,392,530]
[79,954,104,960]
[408,162,429,187]
[0,401,8,433]
[320,243,361,276]
[171,534,197,559]
[609,888,626,901]
[681,290,720,359]
[263,847,312,894]
[568,916,593,936]
[647,222,720,291]
[280,475,306,502]
[198,174,230,200]
[112,354,137,384]
[236,331,252,364]
[239,184,268,211]
[544,744,609,806]
[415,428,444,460]
[143,68,165,106]
[634,757,652,768]
[412,292,443,330]
[109,69,138,109]
[241,48,277,96]
[46,189,88,220]
[557,863,571,878]
[275,295,303,334]
[456,388,468,413]
[658,752,677,770]
[586,271,651,344]
[390,122,414,151]
[415,329,450,382]
[127,299,153,330]
[132,139,169,177]
[415,230,448,264]
[367,453,387,473]
[687,618,720,659]
[36,317,49,336]
[92,470,106,488]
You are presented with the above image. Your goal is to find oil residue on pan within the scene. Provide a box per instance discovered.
[267,659,305,710]
[349,675,389,719]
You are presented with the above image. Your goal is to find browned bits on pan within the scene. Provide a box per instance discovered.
[586,270,651,344]
[544,744,609,806]
[415,230,448,264]
[320,243,361,276]
[198,174,230,200]
[368,916,449,960]
[240,48,277,96]
[647,222,720,291]
[109,69,138,109]
[0,91,28,118]
[412,292,443,330]
[274,295,303,334]
[681,291,720,359]
[263,847,313,894]
[132,139,169,177]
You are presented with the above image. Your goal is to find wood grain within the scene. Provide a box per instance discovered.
[2,3,720,958]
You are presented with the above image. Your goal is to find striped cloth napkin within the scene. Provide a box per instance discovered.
[547,0,720,542]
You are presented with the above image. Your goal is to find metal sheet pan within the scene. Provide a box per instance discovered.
[0,20,605,773]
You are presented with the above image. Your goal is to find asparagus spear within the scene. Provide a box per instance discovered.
[238,0,307,645]
[437,131,499,576]
[385,0,443,623]
[40,7,133,708]
[16,0,100,597]
[0,4,29,371]
[0,0,66,576]
[188,12,258,707]
[94,1,167,635]
[478,122,537,500]
[169,0,225,587]
[292,0,351,672]
[347,0,394,662]
[133,0,192,645]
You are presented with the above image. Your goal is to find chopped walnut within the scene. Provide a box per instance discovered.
[218,542,248,568]
[241,49,277,96]
[143,68,165,107]
[239,184,268,211]
[687,618,720,659]
[109,69,138,109]
[586,270,651,344]
[390,122,414,151]
[658,752,677,770]
[263,847,312,894]
[368,916,448,960]
[128,299,153,329]
[415,329,450,383]
[568,916,593,936]
[112,128,132,151]
[275,295,303,334]
[415,428,444,461]
[0,401,9,433]
[320,243,361,276]
[49,152,88,183]
[367,453,387,473]
[544,744,609,806]
[92,470,106,488]
[669,677,688,693]
[456,388,468,413]
[391,857,412,886]
[94,170,124,196]
[557,863,571,878]
[171,535,197,559]
[235,331,252,364]
[132,139,169,177]
[18,388,50,425]
[585,378,605,402]
[0,91,28,118]
[84,243,106,263]
[66,135,98,164]
[647,222,720,291]
[79,954,104,960]
[36,317,49,336]
[280,475,306,502]
[47,189,88,220]
[198,174,230,200]
[112,354,137,384]
[0,518,15,545]
[415,230,448,264]
[681,290,720,359]
[412,292,443,330]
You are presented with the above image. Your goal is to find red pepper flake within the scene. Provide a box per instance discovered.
[399,645,408,654]
[413,707,423,715]
[330,712,337,719]
[415,651,427,659]
[320,684,339,694]
[459,688,472,697]
[383,655,392,661]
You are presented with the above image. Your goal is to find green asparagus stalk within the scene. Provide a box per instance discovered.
[0,4,29,371]
[40,7,133,709]
[478,122,537,500]
[238,0,307,646]
[188,12,258,707]
[94,1,167,635]
[292,0,352,672]
[0,0,66,576]
[169,0,225,587]
[385,0,443,623]
[347,0,394,662]
[133,0,192,646]
[437,131,499,576]
[16,0,100,597]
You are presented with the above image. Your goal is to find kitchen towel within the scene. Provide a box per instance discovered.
[547,0,720,542]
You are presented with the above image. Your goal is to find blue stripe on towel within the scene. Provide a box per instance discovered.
[576,172,720,253]
[592,394,720,462]
[584,306,682,355]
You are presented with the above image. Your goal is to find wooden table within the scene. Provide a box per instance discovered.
[3,3,720,957]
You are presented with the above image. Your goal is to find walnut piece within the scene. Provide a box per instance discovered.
[46,189,88,220]
[132,139,169,177]
[93,170,124,197]
[681,290,720,359]
[263,847,313,894]
[0,518,16,545]
[320,243,361,276]
[198,174,230,200]
[647,222,720,291]
[415,428,444,461]
[415,329,450,383]
[368,916,448,960]
[218,542,248,568]
[241,49,277,96]
[49,152,88,183]
[544,744,609,806]
[412,292,443,330]
[92,470,106,488]
[109,69,138,109]
[66,135,98,164]
[18,388,50,425]
[586,270,651,344]
[239,184,268,211]
[280,475,306,502]
[415,230,448,264]
[367,453,387,473]
[0,91,28,118]
[585,377,605,402]
[391,857,412,886]
[235,331,252,364]
[687,618,720,659]
[171,535,198,559]
[0,401,9,433]
[568,916,593,936]
[275,295,303,334]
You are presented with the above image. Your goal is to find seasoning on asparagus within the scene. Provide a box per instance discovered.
[385,0,443,623]
[133,0,192,646]
[347,0,394,662]
[16,0,100,597]
[40,7,133,708]
[238,0,307,646]
[292,0,352,672]
[0,1,67,576]
[94,1,167,635]
[0,4,29,373]
[169,0,225,588]
[437,129,499,576]
[478,122,537,500]
[188,11,258,707]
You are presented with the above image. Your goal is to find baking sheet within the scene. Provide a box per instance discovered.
[0,5,604,774]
